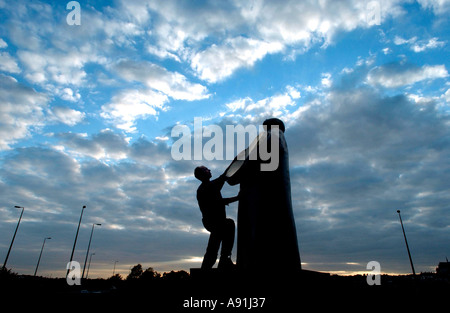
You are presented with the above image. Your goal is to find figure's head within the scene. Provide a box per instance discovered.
[263,118,285,133]
[194,166,212,182]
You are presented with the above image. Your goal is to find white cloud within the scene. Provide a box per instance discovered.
[321,73,332,88]
[393,35,417,45]
[145,0,405,83]
[2,0,409,94]
[237,0,403,50]
[56,130,130,160]
[191,37,283,83]
[417,0,450,14]
[394,36,445,52]
[382,47,392,55]
[129,137,172,166]
[59,88,81,102]
[147,45,181,62]
[101,89,169,132]
[444,89,450,103]
[223,88,298,121]
[0,38,7,48]
[114,59,209,101]
[244,94,294,115]
[0,74,48,149]
[367,64,448,88]
[411,37,446,52]
[17,49,90,86]
[226,97,252,112]
[0,51,20,73]
[46,86,82,102]
[49,106,85,126]
[144,0,243,52]
[0,0,411,102]
[407,93,436,105]
[16,50,46,72]
[286,85,301,99]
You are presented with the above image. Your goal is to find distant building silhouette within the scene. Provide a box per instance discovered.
[436,260,450,277]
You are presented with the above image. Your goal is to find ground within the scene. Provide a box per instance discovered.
[0,269,448,311]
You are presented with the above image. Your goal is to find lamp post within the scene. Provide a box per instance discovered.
[34,237,51,276]
[82,223,101,279]
[113,260,118,276]
[67,205,86,277]
[2,206,25,270]
[86,252,95,279]
[397,210,416,276]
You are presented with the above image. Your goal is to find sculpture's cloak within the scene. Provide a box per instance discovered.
[225,128,301,272]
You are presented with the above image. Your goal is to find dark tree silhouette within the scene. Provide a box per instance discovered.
[108,273,123,282]
[141,267,161,281]
[162,270,190,281]
[127,264,143,280]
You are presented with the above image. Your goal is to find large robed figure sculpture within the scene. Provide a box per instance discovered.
[224,118,301,272]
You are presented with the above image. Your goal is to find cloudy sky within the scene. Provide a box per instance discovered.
[0,0,449,278]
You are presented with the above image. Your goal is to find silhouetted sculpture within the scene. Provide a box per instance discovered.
[225,118,301,272]
[195,166,239,270]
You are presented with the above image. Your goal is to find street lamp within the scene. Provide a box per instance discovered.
[67,205,86,277]
[2,206,25,270]
[34,237,51,276]
[397,210,416,276]
[82,223,101,279]
[113,260,118,276]
[86,252,95,279]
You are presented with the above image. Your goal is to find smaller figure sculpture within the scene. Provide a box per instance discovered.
[195,166,239,270]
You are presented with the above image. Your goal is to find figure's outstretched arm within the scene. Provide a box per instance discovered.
[223,193,240,206]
